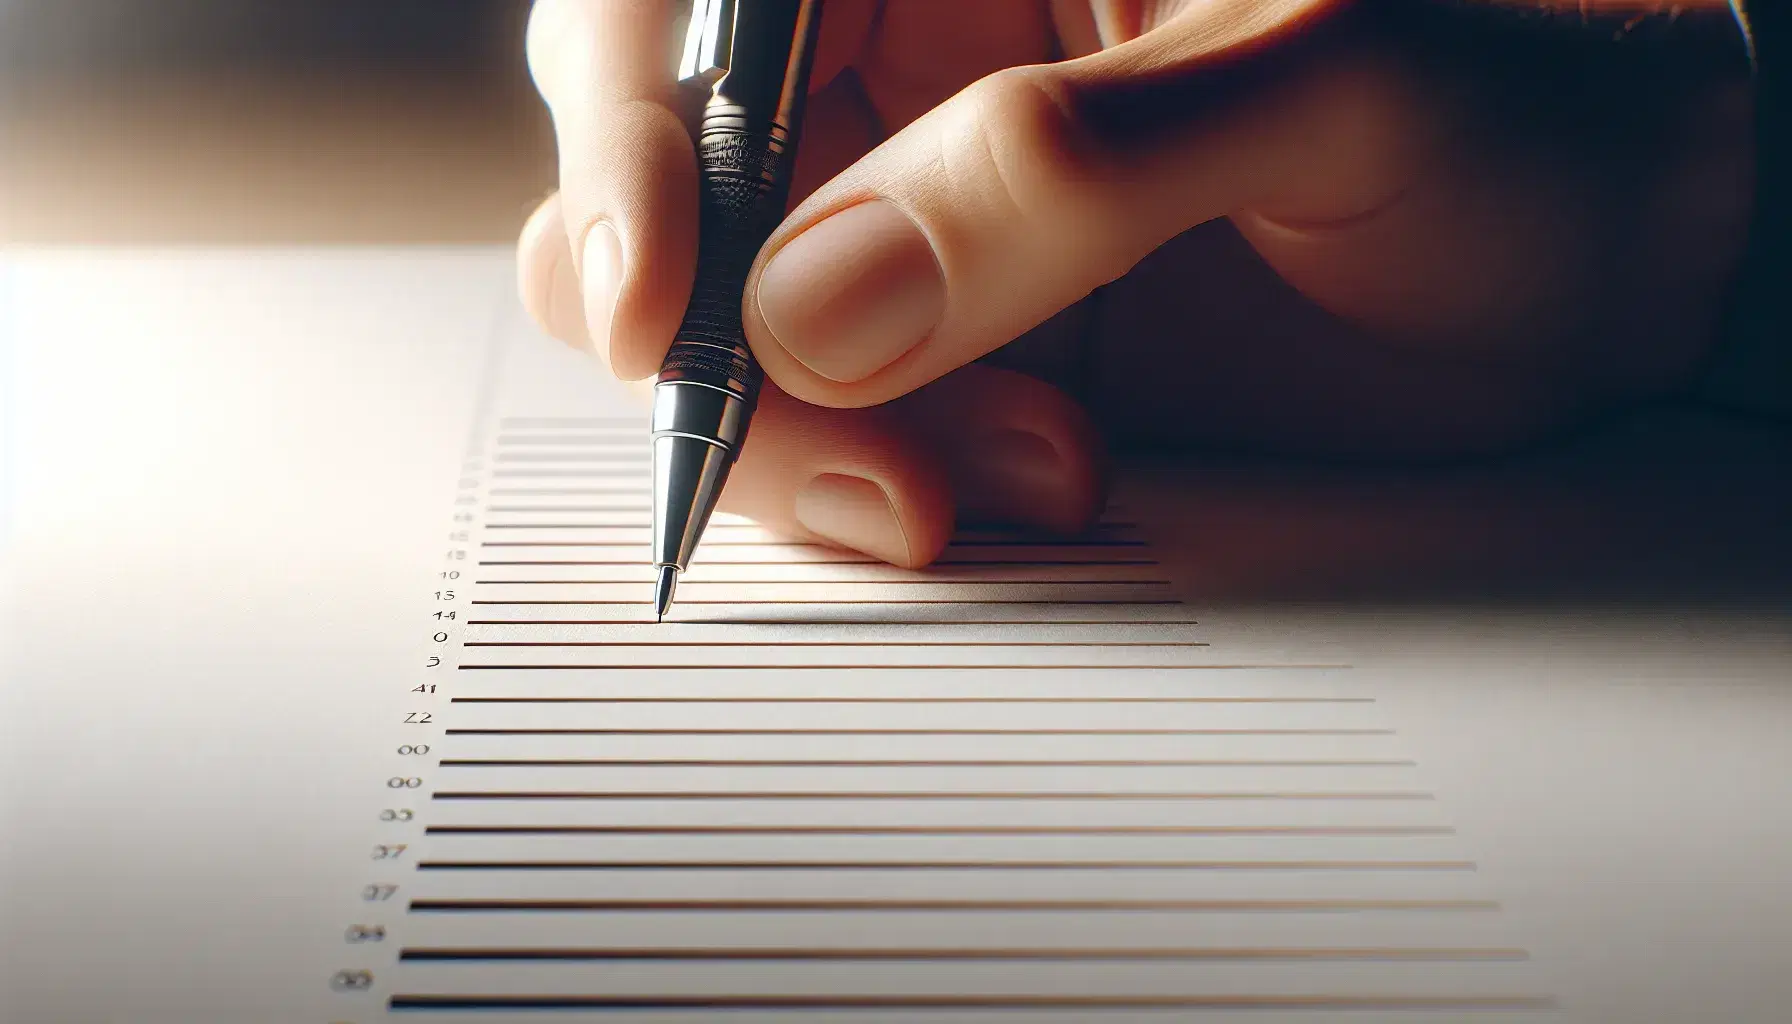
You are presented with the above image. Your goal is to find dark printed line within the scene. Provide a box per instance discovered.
[398,944,1514,961]
[428,790,1431,801]
[423,824,1455,836]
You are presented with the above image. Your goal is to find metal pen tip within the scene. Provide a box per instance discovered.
[652,564,679,623]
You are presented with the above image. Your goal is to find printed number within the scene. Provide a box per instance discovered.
[371,845,408,860]
[432,610,456,620]
[453,513,474,522]
[396,744,429,755]
[344,925,386,943]
[361,884,398,901]
[378,808,414,821]
[413,684,436,693]
[387,777,422,789]
[425,656,441,668]
[445,550,466,561]
[439,571,460,580]
[432,632,449,642]
[448,531,469,542]
[434,591,455,601]
[330,969,374,991]
[404,712,432,724]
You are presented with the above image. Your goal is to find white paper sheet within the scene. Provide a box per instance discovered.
[11,250,1792,1024]
[297,306,1564,1022]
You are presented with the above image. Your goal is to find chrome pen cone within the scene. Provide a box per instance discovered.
[650,0,822,612]
[652,564,679,623]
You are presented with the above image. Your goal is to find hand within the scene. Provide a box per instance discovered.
[517,0,1754,567]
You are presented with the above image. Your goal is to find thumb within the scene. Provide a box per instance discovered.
[741,0,1440,408]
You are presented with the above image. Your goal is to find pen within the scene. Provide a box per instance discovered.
[651,0,826,621]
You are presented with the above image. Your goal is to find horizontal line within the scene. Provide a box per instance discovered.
[447,696,1355,704]
[486,489,650,496]
[488,433,670,440]
[494,458,649,466]
[481,523,1143,531]
[424,824,1453,836]
[443,728,1385,735]
[495,427,637,434]
[388,994,1550,1011]
[383,995,1551,1014]
[399,944,1512,961]
[490,452,636,458]
[495,437,639,446]
[483,540,793,548]
[484,507,649,514]
[466,600,1189,606]
[426,754,1404,766]
[498,418,640,427]
[489,471,649,478]
[494,422,639,428]
[457,665,1348,671]
[408,898,1497,913]
[474,578,1176,585]
[463,619,1204,626]
[963,539,1147,547]
[478,559,1159,567]
[430,791,1430,801]
[954,519,1136,528]
[492,441,643,449]
[484,523,646,529]
[480,539,1151,548]
[460,642,1210,649]
[413,860,1474,872]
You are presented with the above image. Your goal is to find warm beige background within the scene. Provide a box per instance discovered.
[2,69,555,244]
[2,57,1787,601]
[1,0,547,241]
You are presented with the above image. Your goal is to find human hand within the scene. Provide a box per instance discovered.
[517,0,1754,567]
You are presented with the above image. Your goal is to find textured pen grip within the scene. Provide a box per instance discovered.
[658,124,793,406]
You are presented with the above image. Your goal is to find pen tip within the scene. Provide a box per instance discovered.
[653,564,678,623]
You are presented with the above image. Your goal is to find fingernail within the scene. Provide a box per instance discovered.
[537,239,591,347]
[954,429,1073,525]
[581,220,623,355]
[755,199,945,383]
[794,473,911,564]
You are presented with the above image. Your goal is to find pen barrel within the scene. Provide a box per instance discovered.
[659,0,823,436]
[656,122,794,413]
[650,118,803,574]
[652,0,824,574]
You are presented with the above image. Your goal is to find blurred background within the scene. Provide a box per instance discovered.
[0,0,519,71]
[0,0,556,242]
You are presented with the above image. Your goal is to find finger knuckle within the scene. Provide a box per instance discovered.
[955,69,1114,224]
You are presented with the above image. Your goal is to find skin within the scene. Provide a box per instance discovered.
[516,0,1755,568]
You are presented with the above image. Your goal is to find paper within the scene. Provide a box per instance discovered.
[303,319,1561,1021]
[16,251,1789,1024]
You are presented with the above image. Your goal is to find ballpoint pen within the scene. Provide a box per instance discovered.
[650,0,825,621]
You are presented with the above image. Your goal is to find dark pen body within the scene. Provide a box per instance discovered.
[651,0,826,620]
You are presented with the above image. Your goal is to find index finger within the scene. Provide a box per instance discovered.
[527,0,697,379]
[525,0,880,380]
